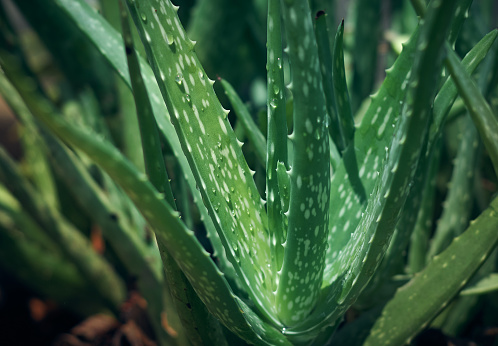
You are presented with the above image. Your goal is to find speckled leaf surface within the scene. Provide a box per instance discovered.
[287,0,458,337]
[321,28,419,286]
[365,196,498,346]
[124,0,277,324]
[368,29,498,291]
[276,0,331,326]
[322,0,479,288]
[266,0,288,288]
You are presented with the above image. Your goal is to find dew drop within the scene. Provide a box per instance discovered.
[141,13,147,22]
[314,129,321,140]
[277,58,282,69]
[273,85,280,95]
[186,94,192,105]
[166,32,174,46]
[270,99,277,109]
[175,74,183,85]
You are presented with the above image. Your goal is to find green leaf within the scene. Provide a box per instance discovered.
[460,273,498,296]
[266,0,288,286]
[427,115,479,258]
[289,0,458,337]
[365,196,498,345]
[276,0,331,326]
[445,36,498,176]
[332,20,355,149]
[314,12,342,152]
[125,0,277,324]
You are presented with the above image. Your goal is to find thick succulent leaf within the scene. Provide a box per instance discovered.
[266,0,287,288]
[407,142,441,274]
[323,0,481,285]
[364,196,498,346]
[322,29,420,283]
[276,0,331,326]
[125,0,277,324]
[427,115,479,258]
[314,12,342,152]
[370,25,498,286]
[220,78,266,168]
[460,273,498,296]
[2,68,288,345]
[287,0,458,339]
[50,0,234,287]
[445,38,498,176]
[332,20,355,149]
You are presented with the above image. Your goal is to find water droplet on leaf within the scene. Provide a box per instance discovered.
[175,74,182,85]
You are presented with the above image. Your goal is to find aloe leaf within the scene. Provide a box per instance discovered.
[445,38,498,176]
[266,0,287,286]
[407,142,440,274]
[314,11,342,152]
[427,115,479,258]
[1,62,288,346]
[323,0,489,289]
[332,20,355,149]
[220,78,266,167]
[289,0,458,337]
[365,196,498,345]
[460,273,498,296]
[323,28,421,282]
[125,0,278,324]
[333,0,457,306]
[333,20,367,203]
[276,0,331,326]
[373,38,494,285]
[49,0,234,285]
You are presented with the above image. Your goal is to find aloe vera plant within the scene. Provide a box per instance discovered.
[0,0,497,344]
